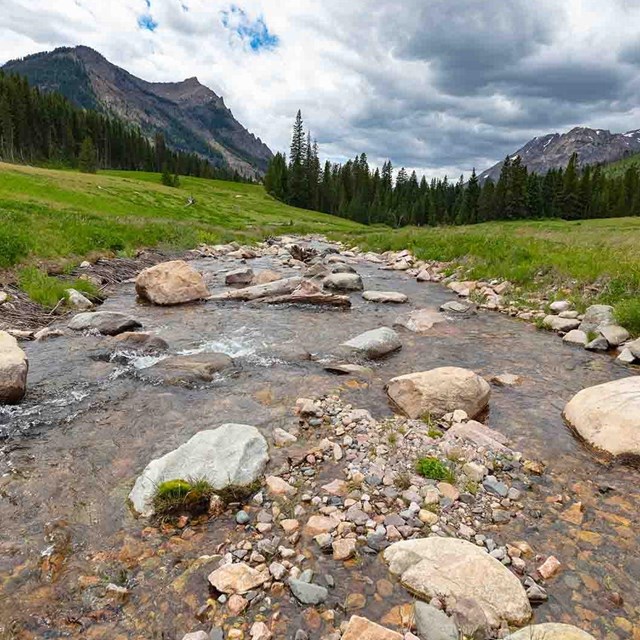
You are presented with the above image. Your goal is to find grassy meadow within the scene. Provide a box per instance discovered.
[1,162,639,333]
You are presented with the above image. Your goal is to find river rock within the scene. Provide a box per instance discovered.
[578,304,615,334]
[226,268,254,286]
[0,331,28,404]
[182,633,209,640]
[506,623,596,640]
[144,353,233,384]
[208,563,269,594]
[542,316,581,332]
[252,269,282,285]
[112,332,169,353]
[65,288,93,310]
[394,309,445,333]
[341,616,403,640]
[384,537,531,628]
[563,330,588,346]
[584,335,609,351]
[341,327,402,360]
[386,367,490,419]
[288,578,328,605]
[330,263,357,274]
[564,377,640,458]
[440,300,476,315]
[550,300,572,313]
[362,291,408,304]
[617,348,636,364]
[599,324,630,347]
[322,273,363,291]
[414,602,458,640]
[135,260,209,305]
[129,424,269,516]
[68,311,142,336]
[628,337,640,358]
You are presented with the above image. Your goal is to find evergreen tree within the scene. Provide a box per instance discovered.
[78,136,97,173]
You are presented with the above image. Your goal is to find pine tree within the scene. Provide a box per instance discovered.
[78,136,97,173]
[287,111,307,207]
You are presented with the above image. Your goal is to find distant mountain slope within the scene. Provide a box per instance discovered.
[479,127,640,183]
[2,46,273,177]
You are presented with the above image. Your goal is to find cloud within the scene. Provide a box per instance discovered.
[1,0,640,179]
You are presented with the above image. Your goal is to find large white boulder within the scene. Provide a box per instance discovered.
[383,537,531,629]
[578,304,615,334]
[129,424,269,516]
[506,623,596,640]
[135,260,209,305]
[362,291,408,304]
[564,377,640,458]
[386,367,490,419]
[0,331,28,404]
[341,327,402,360]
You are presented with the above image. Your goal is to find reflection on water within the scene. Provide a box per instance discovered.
[0,248,638,638]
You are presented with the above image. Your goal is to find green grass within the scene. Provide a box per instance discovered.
[152,478,215,520]
[416,456,456,483]
[2,162,640,334]
[17,266,99,308]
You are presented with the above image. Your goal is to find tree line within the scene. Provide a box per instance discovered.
[265,111,640,226]
[0,71,246,182]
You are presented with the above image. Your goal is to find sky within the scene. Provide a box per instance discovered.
[2,0,640,178]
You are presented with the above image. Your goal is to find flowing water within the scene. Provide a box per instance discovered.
[1,244,638,639]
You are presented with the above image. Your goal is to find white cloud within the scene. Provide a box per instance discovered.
[2,0,640,178]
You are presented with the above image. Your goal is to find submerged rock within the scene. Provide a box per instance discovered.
[144,353,233,385]
[288,578,328,605]
[394,309,445,333]
[386,367,490,419]
[341,615,403,640]
[564,376,640,458]
[505,623,596,640]
[440,300,477,315]
[112,332,169,353]
[322,272,363,291]
[129,424,269,516]
[384,537,531,629]
[226,268,254,286]
[68,311,141,336]
[135,260,209,305]
[0,331,28,404]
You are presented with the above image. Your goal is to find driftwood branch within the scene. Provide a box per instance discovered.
[207,277,304,301]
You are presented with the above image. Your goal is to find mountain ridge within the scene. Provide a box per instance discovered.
[478,126,640,182]
[2,45,273,178]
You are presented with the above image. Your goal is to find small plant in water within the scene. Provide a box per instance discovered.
[152,478,215,520]
[416,456,456,483]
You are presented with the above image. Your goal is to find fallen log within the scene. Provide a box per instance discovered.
[207,277,304,301]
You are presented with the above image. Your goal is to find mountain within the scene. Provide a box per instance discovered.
[2,46,273,177]
[478,127,640,183]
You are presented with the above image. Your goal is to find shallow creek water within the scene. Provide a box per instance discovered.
[0,245,638,639]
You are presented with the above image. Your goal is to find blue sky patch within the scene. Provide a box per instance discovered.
[138,14,158,31]
[221,5,279,52]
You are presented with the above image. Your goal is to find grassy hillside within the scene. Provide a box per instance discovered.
[0,162,361,271]
[1,162,639,333]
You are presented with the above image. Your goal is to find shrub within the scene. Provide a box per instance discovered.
[416,456,456,483]
[0,227,28,267]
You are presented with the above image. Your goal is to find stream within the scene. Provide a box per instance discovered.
[0,240,638,639]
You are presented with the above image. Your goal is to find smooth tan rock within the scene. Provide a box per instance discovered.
[443,420,509,452]
[564,377,640,458]
[252,269,282,285]
[506,623,596,639]
[363,291,408,304]
[384,537,531,629]
[135,260,209,305]
[332,538,357,561]
[386,367,490,419]
[265,476,296,496]
[0,331,28,404]
[304,515,339,536]
[341,615,403,640]
[208,563,268,594]
[394,309,445,333]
